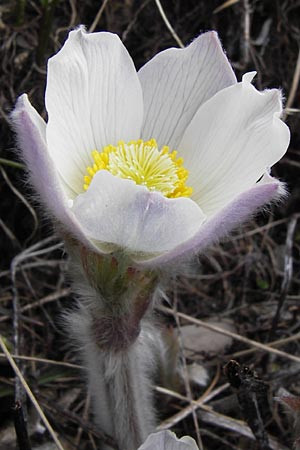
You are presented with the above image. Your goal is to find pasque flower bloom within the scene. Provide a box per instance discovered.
[12,28,290,267]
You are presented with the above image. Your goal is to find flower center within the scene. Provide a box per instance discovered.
[83,139,192,198]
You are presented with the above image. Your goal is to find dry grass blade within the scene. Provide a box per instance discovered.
[231,216,296,240]
[230,332,300,360]
[156,380,229,430]
[198,409,289,450]
[0,158,25,170]
[154,0,184,48]
[171,285,203,449]
[75,392,91,447]
[270,215,298,337]
[0,166,38,243]
[283,47,300,120]
[213,0,240,14]
[0,353,83,369]
[160,306,300,363]
[0,288,71,323]
[9,237,64,406]
[156,384,286,449]
[88,0,110,33]
[0,336,65,450]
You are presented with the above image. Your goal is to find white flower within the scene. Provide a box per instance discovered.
[12,28,290,267]
[138,430,199,450]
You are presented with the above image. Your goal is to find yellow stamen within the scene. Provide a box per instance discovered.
[83,139,193,199]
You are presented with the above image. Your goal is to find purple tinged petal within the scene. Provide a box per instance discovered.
[11,94,99,252]
[136,176,285,267]
[72,171,206,255]
[179,73,290,215]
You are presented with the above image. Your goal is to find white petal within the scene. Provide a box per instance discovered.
[138,175,285,267]
[11,94,99,252]
[72,171,206,257]
[46,28,143,196]
[139,31,236,149]
[179,73,290,216]
[138,430,199,450]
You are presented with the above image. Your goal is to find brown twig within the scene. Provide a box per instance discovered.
[224,360,271,450]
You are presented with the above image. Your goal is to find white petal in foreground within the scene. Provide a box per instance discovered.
[72,171,206,256]
[139,174,285,267]
[11,95,98,251]
[139,31,236,149]
[46,27,143,196]
[138,430,199,450]
[179,72,290,216]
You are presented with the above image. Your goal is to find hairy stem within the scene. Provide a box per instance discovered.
[64,246,162,449]
[89,327,158,449]
[69,309,160,450]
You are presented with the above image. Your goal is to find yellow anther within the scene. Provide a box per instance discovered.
[83,139,193,198]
